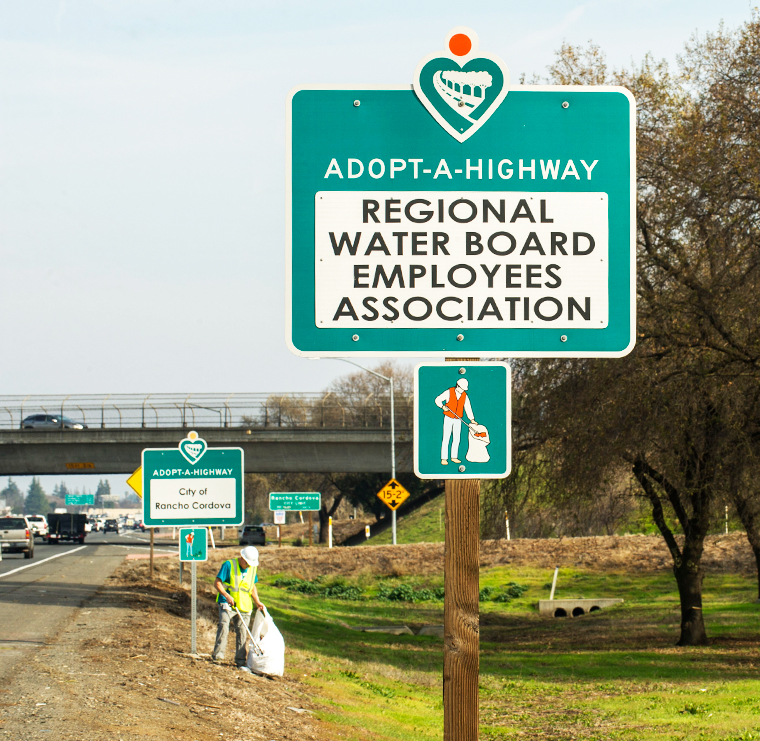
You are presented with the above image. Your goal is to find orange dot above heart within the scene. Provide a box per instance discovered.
[449,33,472,57]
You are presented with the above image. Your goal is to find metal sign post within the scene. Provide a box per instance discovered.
[179,527,208,657]
[191,561,197,655]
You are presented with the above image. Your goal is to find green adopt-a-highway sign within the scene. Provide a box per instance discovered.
[287,29,635,359]
[179,528,208,562]
[142,431,244,527]
[269,492,321,511]
[415,362,511,479]
[65,494,94,506]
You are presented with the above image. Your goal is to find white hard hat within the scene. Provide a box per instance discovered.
[457,378,469,390]
[240,546,259,566]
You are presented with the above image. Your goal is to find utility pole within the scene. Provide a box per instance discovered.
[331,359,397,544]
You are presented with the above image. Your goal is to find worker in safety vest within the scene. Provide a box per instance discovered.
[211,546,264,670]
[435,378,477,465]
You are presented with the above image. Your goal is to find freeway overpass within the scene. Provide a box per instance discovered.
[0,393,412,475]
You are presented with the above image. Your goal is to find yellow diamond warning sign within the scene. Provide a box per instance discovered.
[376,479,410,511]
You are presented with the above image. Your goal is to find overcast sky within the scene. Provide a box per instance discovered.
[0,0,755,495]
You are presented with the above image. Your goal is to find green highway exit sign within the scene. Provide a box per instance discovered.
[269,492,321,511]
[142,431,244,527]
[287,38,635,358]
[65,494,94,506]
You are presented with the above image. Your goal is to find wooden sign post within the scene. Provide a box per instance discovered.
[415,358,510,741]
[444,478,481,741]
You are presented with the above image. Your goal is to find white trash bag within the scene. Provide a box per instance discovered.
[466,423,491,463]
[246,606,285,677]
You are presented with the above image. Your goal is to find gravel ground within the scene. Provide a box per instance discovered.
[0,558,326,741]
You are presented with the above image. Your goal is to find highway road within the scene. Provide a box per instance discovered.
[0,530,179,683]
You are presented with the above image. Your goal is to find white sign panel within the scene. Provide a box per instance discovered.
[273,510,286,525]
[147,478,236,522]
[314,190,608,330]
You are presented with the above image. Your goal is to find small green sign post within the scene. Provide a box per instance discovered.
[142,431,244,528]
[269,492,321,511]
[65,494,94,506]
[179,527,208,562]
[415,362,511,479]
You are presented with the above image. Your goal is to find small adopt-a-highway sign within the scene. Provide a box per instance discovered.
[376,479,410,511]
[287,29,635,359]
[142,431,244,528]
[269,492,321,511]
[179,527,208,562]
[415,361,511,479]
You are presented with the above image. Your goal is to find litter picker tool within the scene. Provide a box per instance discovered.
[234,606,264,657]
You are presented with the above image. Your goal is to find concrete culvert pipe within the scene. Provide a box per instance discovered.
[554,608,568,618]
[589,605,601,612]
[572,607,585,617]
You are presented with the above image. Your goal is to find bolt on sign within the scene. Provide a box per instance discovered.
[179,528,208,562]
[287,27,635,358]
[376,479,410,510]
[141,431,244,528]
[415,362,511,479]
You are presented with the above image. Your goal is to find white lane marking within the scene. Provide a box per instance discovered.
[107,545,178,553]
[0,546,88,579]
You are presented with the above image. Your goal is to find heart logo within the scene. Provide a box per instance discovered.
[179,431,207,465]
[413,27,510,143]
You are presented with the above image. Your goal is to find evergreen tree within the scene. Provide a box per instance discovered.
[95,480,111,508]
[0,478,24,513]
[52,482,70,501]
[25,478,49,515]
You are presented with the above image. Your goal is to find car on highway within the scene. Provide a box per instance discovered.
[103,518,121,534]
[21,414,88,430]
[0,516,34,558]
[239,525,266,546]
[87,517,101,532]
[26,514,49,538]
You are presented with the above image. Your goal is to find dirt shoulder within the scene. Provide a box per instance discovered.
[0,556,324,741]
[255,531,755,579]
[1,532,753,740]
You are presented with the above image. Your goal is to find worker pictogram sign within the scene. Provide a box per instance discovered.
[414,362,511,479]
[377,479,410,510]
[179,527,208,562]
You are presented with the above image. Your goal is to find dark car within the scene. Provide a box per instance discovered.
[22,414,88,430]
[239,525,266,546]
[103,519,121,533]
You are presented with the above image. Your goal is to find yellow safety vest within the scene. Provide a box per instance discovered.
[217,558,256,613]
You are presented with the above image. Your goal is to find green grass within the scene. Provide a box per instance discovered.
[258,563,760,741]
[366,493,446,545]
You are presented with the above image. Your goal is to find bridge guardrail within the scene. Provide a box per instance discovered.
[0,393,413,431]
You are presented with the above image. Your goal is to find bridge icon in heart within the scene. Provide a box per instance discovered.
[179,431,208,465]
[413,27,510,143]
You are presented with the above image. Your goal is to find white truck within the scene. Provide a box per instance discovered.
[0,516,35,559]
